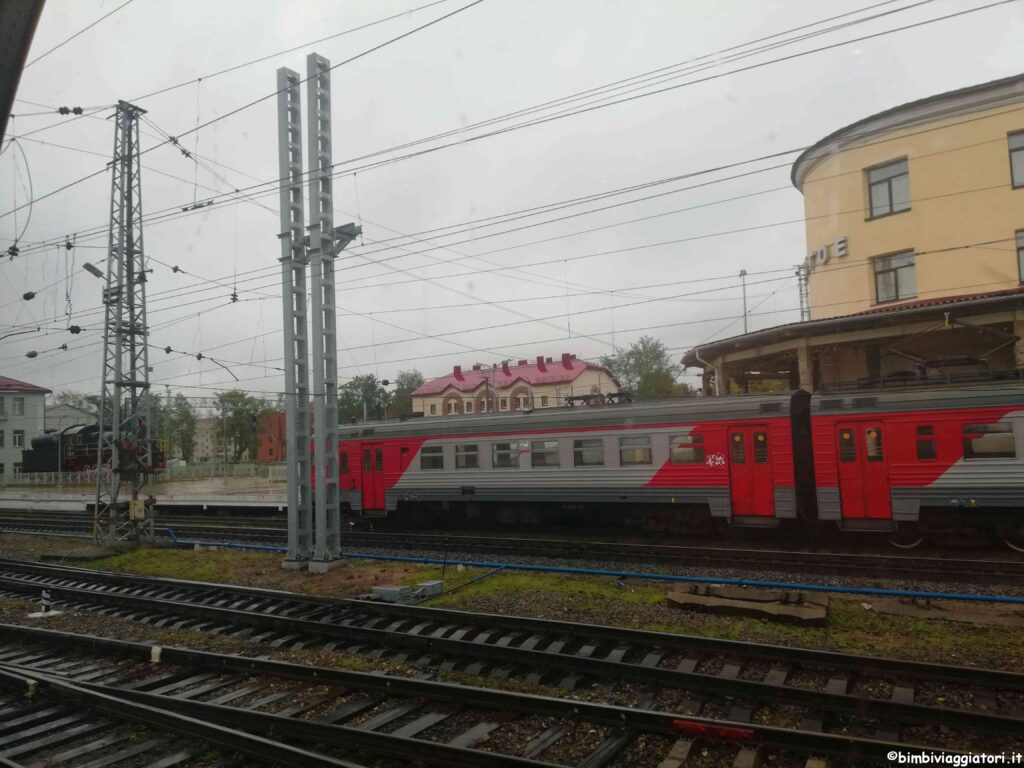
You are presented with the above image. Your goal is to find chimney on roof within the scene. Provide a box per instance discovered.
[570,354,577,360]
[536,355,547,372]
[546,357,553,363]
[561,352,572,369]
[501,360,510,375]
[518,359,527,366]
[471,364,482,371]
[453,365,463,380]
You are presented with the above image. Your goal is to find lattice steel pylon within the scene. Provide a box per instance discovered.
[306,53,341,564]
[276,68,313,563]
[94,100,156,544]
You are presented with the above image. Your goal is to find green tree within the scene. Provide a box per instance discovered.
[600,335,695,400]
[389,369,424,418]
[215,390,270,461]
[338,374,388,423]
[163,394,197,462]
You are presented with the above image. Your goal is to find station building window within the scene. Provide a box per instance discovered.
[1011,132,1024,189]
[430,404,437,415]
[531,440,559,467]
[873,251,916,303]
[13,430,24,448]
[456,444,479,469]
[540,396,549,407]
[573,438,603,466]
[1016,230,1024,282]
[500,398,508,410]
[465,401,473,413]
[619,435,652,465]
[420,445,444,470]
[867,158,910,218]
[963,422,1015,460]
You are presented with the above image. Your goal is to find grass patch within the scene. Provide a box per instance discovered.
[88,547,274,583]
[428,570,666,607]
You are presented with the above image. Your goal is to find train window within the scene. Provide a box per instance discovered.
[340,452,349,475]
[531,440,560,467]
[963,423,1016,460]
[753,432,769,464]
[573,438,604,466]
[363,449,371,471]
[838,430,855,462]
[916,426,936,461]
[456,444,479,469]
[493,442,518,469]
[375,449,383,471]
[730,432,745,464]
[420,445,444,470]
[670,434,704,464]
[619,436,652,465]
[865,428,883,462]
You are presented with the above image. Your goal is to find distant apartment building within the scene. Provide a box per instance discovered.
[256,412,286,462]
[193,417,222,462]
[0,376,50,480]
[45,403,93,432]
[412,354,620,417]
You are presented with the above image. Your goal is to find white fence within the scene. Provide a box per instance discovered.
[4,463,286,487]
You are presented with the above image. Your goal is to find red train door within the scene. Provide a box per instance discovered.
[728,426,774,516]
[835,423,890,519]
[360,443,385,511]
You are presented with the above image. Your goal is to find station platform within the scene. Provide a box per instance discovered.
[0,477,286,513]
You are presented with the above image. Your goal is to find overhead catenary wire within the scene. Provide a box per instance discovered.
[0,0,1011,228]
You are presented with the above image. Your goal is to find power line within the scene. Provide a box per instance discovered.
[23,0,136,68]
[2,0,1008,227]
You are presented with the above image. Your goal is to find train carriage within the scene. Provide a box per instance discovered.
[338,393,807,529]
[809,387,1024,547]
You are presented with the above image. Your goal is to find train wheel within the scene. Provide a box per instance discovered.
[888,525,924,549]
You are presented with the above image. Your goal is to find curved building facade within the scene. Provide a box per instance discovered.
[794,73,1024,319]
[685,74,1024,394]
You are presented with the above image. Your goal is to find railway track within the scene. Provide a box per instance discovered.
[0,558,1021,764]
[0,641,357,767]
[3,510,1024,586]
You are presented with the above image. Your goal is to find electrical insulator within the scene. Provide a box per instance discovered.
[69,325,82,334]
[22,291,35,300]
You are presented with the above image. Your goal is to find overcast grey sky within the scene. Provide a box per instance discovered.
[1,0,1022,400]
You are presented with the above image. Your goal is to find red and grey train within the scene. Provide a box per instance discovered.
[333,387,1024,549]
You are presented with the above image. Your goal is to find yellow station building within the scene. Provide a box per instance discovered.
[685,73,1024,393]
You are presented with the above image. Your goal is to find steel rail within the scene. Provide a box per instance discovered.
[0,564,1020,743]
[0,663,363,767]
[4,513,1024,584]
[2,556,1021,690]
[0,623,966,761]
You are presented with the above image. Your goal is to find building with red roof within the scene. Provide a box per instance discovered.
[412,354,619,416]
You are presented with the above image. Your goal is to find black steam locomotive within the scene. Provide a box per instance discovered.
[20,423,166,474]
